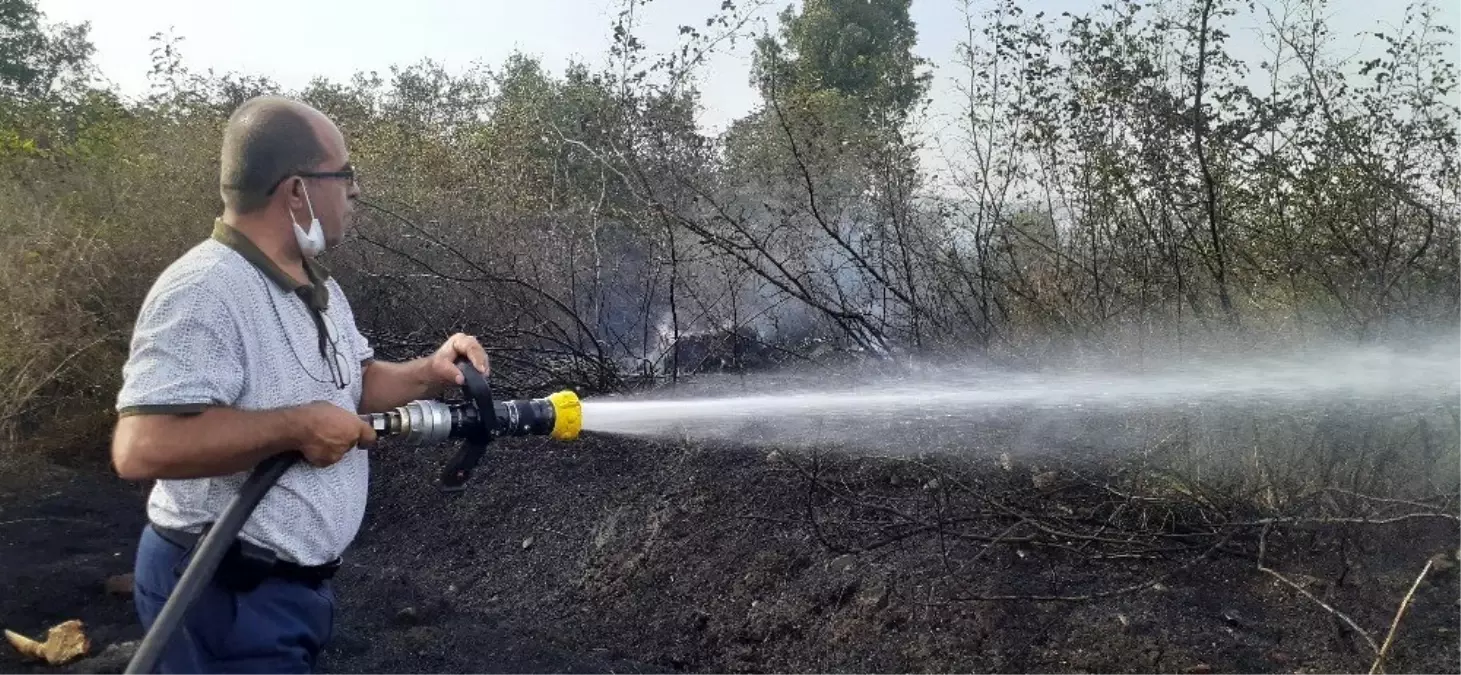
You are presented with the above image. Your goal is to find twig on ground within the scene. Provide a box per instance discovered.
[1256,523,1380,655]
[1232,513,1459,526]
[1098,481,1175,503]
[1325,487,1458,513]
[925,526,1240,603]
[1368,558,1435,675]
[966,517,1029,566]
[793,452,851,555]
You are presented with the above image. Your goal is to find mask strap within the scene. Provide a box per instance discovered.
[284,178,302,225]
[284,178,318,227]
[300,182,318,224]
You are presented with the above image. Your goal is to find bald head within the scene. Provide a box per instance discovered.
[219,96,335,214]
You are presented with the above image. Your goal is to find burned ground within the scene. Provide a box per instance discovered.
[1,427,1457,674]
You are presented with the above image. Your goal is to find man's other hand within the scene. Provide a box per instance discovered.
[112,401,378,480]
[293,401,377,467]
[427,332,490,386]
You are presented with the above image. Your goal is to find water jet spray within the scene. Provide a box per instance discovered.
[573,341,1460,447]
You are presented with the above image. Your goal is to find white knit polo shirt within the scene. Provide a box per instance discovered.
[116,219,373,565]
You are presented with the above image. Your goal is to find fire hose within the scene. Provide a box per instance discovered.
[124,359,581,674]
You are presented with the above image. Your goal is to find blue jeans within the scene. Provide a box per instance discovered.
[132,525,336,673]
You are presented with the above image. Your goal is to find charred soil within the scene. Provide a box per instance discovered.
[2,433,1457,673]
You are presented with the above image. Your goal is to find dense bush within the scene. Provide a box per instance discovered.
[1,0,1455,499]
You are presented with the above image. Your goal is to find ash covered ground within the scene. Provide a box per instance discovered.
[2,397,1456,674]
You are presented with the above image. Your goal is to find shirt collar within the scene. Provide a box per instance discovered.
[211,218,331,311]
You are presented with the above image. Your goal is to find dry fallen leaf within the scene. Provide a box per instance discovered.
[5,619,90,665]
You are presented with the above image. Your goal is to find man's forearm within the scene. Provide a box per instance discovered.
[358,359,444,414]
[112,406,304,480]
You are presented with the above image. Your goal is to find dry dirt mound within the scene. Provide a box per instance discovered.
[1,433,1456,673]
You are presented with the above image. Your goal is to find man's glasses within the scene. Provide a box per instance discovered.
[319,310,352,390]
[267,166,358,195]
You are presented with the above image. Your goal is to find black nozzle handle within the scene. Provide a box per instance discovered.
[439,358,493,491]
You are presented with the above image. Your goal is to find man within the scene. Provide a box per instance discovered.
[110,95,488,673]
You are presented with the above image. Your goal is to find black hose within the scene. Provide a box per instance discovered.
[123,453,298,674]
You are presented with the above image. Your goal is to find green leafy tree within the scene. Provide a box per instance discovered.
[0,0,92,100]
[752,0,930,130]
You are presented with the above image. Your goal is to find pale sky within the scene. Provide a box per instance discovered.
[35,0,1460,140]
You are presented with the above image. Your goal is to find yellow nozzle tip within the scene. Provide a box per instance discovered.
[546,390,581,441]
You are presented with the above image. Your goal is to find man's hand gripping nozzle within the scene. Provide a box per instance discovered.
[359,358,582,491]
